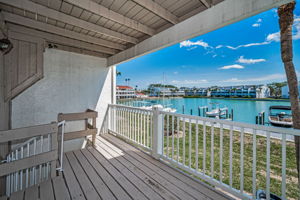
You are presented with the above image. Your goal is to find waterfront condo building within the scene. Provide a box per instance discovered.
[116,85,136,99]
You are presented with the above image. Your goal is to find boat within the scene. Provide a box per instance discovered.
[151,104,177,113]
[268,105,292,127]
[205,108,220,117]
[256,189,281,200]
[162,107,177,113]
[138,102,176,113]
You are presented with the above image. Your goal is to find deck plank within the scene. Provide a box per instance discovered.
[65,152,100,200]
[103,134,229,200]
[24,185,38,200]
[94,140,165,200]
[52,176,71,200]
[81,149,132,200]
[39,178,55,200]
[97,137,198,200]
[73,150,116,200]
[104,135,216,193]
[63,154,86,200]
[9,190,24,200]
[88,147,148,200]
[95,138,181,200]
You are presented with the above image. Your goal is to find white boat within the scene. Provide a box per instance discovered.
[141,105,153,110]
[162,107,177,113]
[268,106,292,127]
[152,104,177,113]
[205,102,222,117]
[206,108,220,117]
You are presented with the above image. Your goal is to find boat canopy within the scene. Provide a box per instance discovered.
[269,105,291,110]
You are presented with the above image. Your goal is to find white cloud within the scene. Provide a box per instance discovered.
[219,64,244,70]
[173,71,178,75]
[217,16,299,50]
[293,17,300,39]
[221,73,286,83]
[266,32,280,42]
[180,40,210,49]
[225,41,270,50]
[252,18,262,27]
[171,79,208,85]
[266,15,300,42]
[237,56,266,64]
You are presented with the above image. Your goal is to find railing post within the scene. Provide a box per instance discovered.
[152,105,163,159]
[50,121,58,178]
[92,115,96,146]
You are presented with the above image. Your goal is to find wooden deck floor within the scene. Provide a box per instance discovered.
[2,134,232,200]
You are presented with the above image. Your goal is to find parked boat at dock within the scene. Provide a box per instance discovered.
[268,106,292,127]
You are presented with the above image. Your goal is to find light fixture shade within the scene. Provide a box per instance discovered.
[0,38,13,55]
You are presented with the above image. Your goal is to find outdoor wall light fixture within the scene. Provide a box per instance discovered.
[0,38,13,55]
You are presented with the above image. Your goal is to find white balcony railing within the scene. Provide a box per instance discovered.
[103,104,300,200]
[0,123,59,196]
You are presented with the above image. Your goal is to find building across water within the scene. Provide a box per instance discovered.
[149,86,185,97]
[185,85,270,98]
[116,85,136,99]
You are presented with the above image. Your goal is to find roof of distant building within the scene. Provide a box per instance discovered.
[117,85,133,90]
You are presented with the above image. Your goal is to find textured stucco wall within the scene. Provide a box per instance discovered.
[11,49,112,151]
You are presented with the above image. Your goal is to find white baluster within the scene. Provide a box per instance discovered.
[281,133,286,199]
[219,123,223,183]
[229,125,233,187]
[240,127,244,194]
[210,122,214,178]
[172,115,175,160]
[189,118,192,168]
[266,131,270,200]
[177,117,180,163]
[203,121,206,174]
[252,129,257,199]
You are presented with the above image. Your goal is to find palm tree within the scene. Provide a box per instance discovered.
[278,1,300,188]
[125,78,131,86]
[116,71,121,77]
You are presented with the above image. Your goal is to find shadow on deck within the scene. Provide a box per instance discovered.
[2,134,232,200]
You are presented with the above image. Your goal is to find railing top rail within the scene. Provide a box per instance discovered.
[159,111,300,136]
[0,122,57,143]
[109,104,154,113]
[58,109,97,121]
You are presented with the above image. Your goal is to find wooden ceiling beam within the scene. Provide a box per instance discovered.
[131,0,179,24]
[65,0,155,36]
[8,23,110,57]
[199,0,212,8]
[3,12,118,55]
[0,0,137,45]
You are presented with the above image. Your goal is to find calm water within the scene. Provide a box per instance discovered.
[120,98,290,125]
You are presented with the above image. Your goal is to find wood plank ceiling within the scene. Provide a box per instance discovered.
[0,0,224,58]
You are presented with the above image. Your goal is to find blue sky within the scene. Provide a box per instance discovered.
[117,2,300,90]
